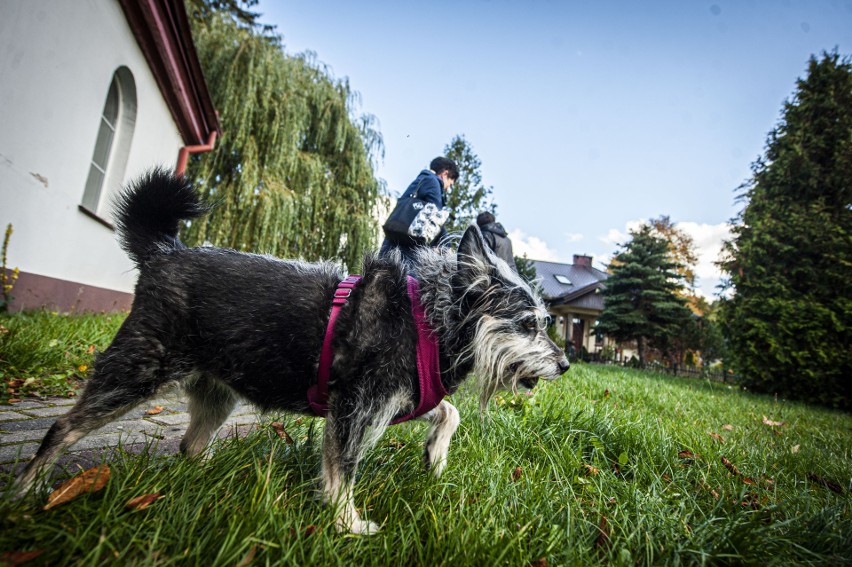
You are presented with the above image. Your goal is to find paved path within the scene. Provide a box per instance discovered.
[0,396,264,482]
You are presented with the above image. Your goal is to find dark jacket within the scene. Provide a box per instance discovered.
[479,222,516,269]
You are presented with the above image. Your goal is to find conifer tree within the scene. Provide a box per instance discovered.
[597,225,694,366]
[183,1,384,271]
[719,51,852,408]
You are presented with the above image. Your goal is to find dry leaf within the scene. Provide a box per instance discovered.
[270,422,294,444]
[762,415,785,427]
[722,424,733,431]
[7,398,21,404]
[720,457,740,476]
[594,515,611,549]
[304,525,317,537]
[87,344,96,354]
[709,432,725,444]
[742,477,756,485]
[512,466,523,481]
[125,492,162,511]
[603,389,610,398]
[43,465,110,510]
[530,558,548,567]
[807,473,844,494]
[0,550,45,566]
[678,450,700,459]
[791,444,800,454]
[145,406,164,415]
[583,464,600,476]
[235,544,257,567]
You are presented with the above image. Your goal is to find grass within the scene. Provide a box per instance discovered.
[0,313,850,565]
[0,310,126,402]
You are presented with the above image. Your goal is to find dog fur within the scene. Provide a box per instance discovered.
[11,169,569,533]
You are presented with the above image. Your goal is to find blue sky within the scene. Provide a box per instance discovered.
[258,0,851,296]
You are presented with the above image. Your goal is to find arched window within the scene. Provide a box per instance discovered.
[81,67,137,220]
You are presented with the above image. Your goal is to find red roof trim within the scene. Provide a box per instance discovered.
[118,0,220,144]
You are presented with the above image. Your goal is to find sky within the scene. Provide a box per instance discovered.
[258,0,852,297]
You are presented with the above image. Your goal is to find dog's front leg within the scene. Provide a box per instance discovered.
[420,400,460,478]
[321,410,381,535]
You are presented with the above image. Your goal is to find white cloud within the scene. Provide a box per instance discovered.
[564,232,585,243]
[508,229,561,261]
[598,219,733,298]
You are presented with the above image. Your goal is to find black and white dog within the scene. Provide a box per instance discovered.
[12,170,569,533]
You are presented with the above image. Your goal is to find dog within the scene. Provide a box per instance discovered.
[11,169,569,534]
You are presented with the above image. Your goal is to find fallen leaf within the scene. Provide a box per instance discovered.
[594,515,611,549]
[304,525,317,537]
[0,550,45,566]
[7,398,21,404]
[43,465,110,510]
[145,406,164,415]
[678,450,700,459]
[270,422,294,444]
[512,466,523,481]
[720,457,740,476]
[87,344,96,354]
[742,477,756,485]
[583,464,600,476]
[722,424,734,431]
[762,415,785,427]
[709,432,725,444]
[235,544,257,567]
[603,389,610,398]
[530,558,548,567]
[661,473,672,483]
[791,444,800,454]
[125,492,163,511]
[807,473,844,494]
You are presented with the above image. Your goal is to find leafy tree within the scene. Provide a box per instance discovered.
[442,135,496,235]
[718,51,852,409]
[650,215,698,292]
[183,1,384,271]
[597,224,694,366]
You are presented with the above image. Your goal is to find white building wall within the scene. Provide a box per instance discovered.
[0,1,184,293]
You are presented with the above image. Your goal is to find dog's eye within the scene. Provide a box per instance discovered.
[522,320,537,334]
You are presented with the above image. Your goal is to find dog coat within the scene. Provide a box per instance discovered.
[307,275,448,424]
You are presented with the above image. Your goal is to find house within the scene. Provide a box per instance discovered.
[0,0,220,313]
[532,255,612,357]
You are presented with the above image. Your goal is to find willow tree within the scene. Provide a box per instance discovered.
[183,3,384,271]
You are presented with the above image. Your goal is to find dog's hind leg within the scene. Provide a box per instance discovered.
[179,374,237,457]
[11,331,176,498]
[419,400,460,478]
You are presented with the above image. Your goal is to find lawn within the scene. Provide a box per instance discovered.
[1,316,850,565]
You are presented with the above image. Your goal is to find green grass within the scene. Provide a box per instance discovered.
[0,310,126,402]
[1,362,850,565]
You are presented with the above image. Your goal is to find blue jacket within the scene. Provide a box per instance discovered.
[405,170,445,209]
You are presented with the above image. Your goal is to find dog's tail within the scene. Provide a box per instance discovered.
[113,168,209,267]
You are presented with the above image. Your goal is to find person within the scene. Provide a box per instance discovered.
[380,156,459,268]
[476,211,516,270]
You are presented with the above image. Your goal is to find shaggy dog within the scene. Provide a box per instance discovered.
[12,170,569,533]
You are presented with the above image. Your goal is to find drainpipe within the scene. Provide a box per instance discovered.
[175,131,218,176]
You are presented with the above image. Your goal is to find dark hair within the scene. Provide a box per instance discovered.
[430,157,459,181]
[476,211,495,227]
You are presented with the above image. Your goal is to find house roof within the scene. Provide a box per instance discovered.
[118,0,220,145]
[532,258,609,311]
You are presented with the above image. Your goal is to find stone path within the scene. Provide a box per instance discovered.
[0,396,264,482]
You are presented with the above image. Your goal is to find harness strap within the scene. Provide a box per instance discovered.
[307,275,447,423]
[307,275,362,416]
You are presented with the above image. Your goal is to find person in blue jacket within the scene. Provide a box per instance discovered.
[380,156,459,268]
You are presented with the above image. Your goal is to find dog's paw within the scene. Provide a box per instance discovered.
[336,517,381,535]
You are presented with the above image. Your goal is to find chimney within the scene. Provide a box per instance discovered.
[573,254,592,267]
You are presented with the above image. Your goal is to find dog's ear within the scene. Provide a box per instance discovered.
[453,225,493,295]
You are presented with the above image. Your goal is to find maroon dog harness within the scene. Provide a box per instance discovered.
[307,275,448,424]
